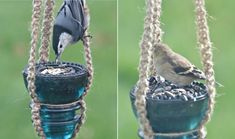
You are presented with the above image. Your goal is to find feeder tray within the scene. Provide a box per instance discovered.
[23,61,88,104]
[23,61,89,138]
[130,76,209,139]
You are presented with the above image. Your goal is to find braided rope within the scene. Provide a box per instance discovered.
[27,0,45,138]
[135,0,160,138]
[148,0,162,76]
[71,32,93,139]
[195,0,216,138]
[71,97,87,139]
[82,33,93,97]
[31,102,45,139]
[80,3,93,98]
[72,4,94,138]
[39,0,55,63]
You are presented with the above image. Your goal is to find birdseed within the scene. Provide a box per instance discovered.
[40,66,76,75]
[147,76,208,101]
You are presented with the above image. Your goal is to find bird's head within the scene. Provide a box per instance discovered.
[53,25,73,62]
[57,32,73,56]
[154,43,173,57]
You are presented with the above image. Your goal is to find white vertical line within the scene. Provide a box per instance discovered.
[116,0,119,138]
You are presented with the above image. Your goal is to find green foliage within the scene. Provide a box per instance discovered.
[118,0,235,138]
[0,1,116,139]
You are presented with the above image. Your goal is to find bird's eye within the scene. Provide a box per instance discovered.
[59,45,63,48]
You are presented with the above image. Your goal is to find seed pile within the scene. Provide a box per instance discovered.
[40,66,75,75]
[147,76,208,101]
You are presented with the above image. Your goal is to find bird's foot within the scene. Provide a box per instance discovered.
[83,34,93,39]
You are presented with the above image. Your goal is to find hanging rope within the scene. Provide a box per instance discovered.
[39,0,55,63]
[27,0,45,138]
[71,33,93,138]
[195,0,216,138]
[71,4,94,138]
[148,0,162,76]
[71,97,86,139]
[135,0,163,138]
[82,32,94,97]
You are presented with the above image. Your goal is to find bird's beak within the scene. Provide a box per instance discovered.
[55,52,61,64]
[55,40,62,63]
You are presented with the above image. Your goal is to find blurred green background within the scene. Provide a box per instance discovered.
[1,0,235,138]
[119,0,234,138]
[0,0,116,139]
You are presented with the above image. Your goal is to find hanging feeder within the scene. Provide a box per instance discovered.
[23,62,88,138]
[130,0,216,139]
[22,0,93,138]
[23,62,88,104]
[130,78,209,139]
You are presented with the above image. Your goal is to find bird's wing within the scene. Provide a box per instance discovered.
[54,0,85,42]
[168,53,206,79]
[65,0,85,28]
[57,1,66,14]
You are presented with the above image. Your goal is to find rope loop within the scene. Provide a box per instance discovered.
[135,0,163,138]
[27,0,44,137]
[195,0,216,138]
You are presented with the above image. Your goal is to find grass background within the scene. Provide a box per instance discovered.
[0,0,116,139]
[119,0,235,138]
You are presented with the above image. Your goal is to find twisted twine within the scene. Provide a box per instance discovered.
[27,0,45,138]
[71,97,87,139]
[31,102,45,139]
[39,0,55,63]
[135,0,162,138]
[148,0,162,76]
[71,33,93,139]
[195,0,216,138]
[82,32,94,97]
[72,4,94,138]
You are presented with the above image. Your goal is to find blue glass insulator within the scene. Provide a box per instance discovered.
[39,103,81,139]
[23,62,88,139]
[138,129,200,139]
[39,103,81,122]
[130,86,209,139]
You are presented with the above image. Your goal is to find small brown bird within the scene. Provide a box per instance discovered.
[153,43,206,86]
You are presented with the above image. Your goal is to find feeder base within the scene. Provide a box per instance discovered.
[30,101,82,139]
[138,129,204,139]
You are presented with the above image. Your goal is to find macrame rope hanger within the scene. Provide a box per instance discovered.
[26,0,94,138]
[135,0,216,138]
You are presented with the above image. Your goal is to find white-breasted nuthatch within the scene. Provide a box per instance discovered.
[153,43,206,86]
[53,0,89,62]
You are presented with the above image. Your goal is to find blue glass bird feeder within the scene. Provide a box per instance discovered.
[23,62,88,139]
[130,85,209,139]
